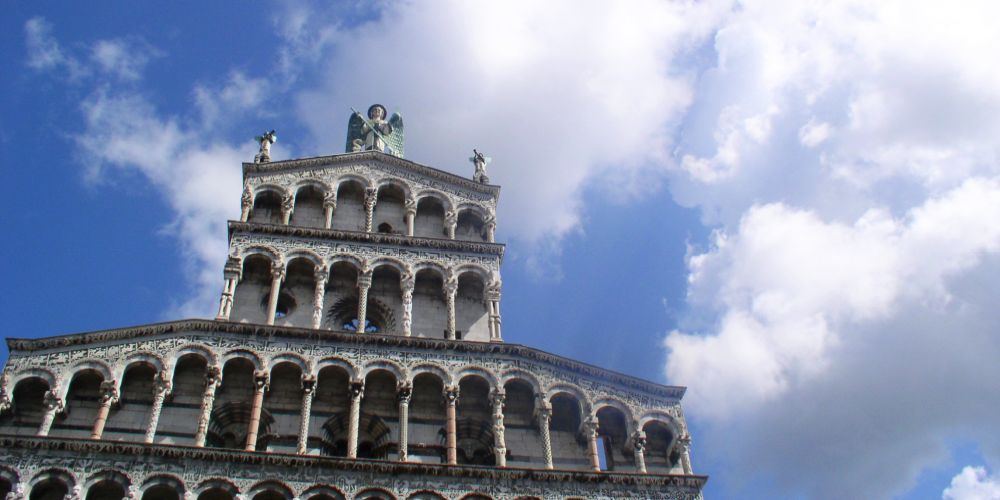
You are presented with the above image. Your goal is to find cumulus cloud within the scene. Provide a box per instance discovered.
[663,0,1000,497]
[283,0,725,243]
[944,467,1000,500]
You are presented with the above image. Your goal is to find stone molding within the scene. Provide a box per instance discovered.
[5,319,687,401]
[229,221,505,257]
[0,435,708,490]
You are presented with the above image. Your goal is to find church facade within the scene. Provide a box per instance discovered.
[0,106,707,500]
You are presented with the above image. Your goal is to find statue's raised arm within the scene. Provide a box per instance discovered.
[346,104,405,158]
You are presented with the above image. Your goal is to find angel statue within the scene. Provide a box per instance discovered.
[470,149,491,184]
[254,129,277,163]
[346,104,405,158]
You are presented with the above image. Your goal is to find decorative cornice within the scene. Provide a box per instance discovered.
[6,319,687,400]
[0,435,707,490]
[242,151,501,196]
[229,221,505,257]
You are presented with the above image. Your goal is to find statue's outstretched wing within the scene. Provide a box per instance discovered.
[386,112,405,158]
[346,112,366,153]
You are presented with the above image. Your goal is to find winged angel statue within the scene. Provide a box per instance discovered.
[346,104,405,158]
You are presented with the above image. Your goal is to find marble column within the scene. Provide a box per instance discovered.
[194,366,221,447]
[632,430,648,474]
[491,389,507,467]
[240,183,253,222]
[679,435,693,474]
[347,380,364,458]
[296,375,316,455]
[323,191,336,229]
[397,382,412,462]
[401,273,414,337]
[486,280,502,342]
[404,199,416,237]
[444,385,460,465]
[584,416,601,471]
[144,371,172,443]
[536,398,553,469]
[444,210,457,239]
[245,371,269,451]
[280,193,294,225]
[216,258,241,321]
[444,275,458,340]
[266,262,285,326]
[356,271,372,333]
[312,268,329,329]
[37,390,63,437]
[364,187,377,233]
[485,214,496,243]
[90,381,119,440]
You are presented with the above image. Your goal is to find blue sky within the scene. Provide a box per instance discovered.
[4,2,1000,499]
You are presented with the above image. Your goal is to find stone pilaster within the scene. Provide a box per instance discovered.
[491,389,507,467]
[144,371,172,443]
[297,375,316,455]
[266,262,285,326]
[632,430,647,474]
[356,271,373,333]
[245,371,269,451]
[583,415,601,471]
[404,199,416,236]
[444,275,458,340]
[323,191,336,229]
[364,187,378,232]
[536,397,553,469]
[444,210,457,239]
[401,273,414,337]
[240,183,253,222]
[312,268,329,329]
[444,385,460,465]
[90,380,119,440]
[37,390,63,437]
[347,380,364,458]
[194,366,221,447]
[280,193,294,225]
[397,382,412,462]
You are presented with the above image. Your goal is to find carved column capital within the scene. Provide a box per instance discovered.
[397,382,413,404]
[205,365,222,387]
[582,415,600,437]
[43,390,63,413]
[404,198,417,215]
[241,183,253,208]
[444,385,460,406]
[323,190,337,209]
[301,374,317,393]
[444,210,457,227]
[364,187,378,206]
[632,430,647,451]
[357,271,373,289]
[153,370,172,394]
[253,371,269,392]
[349,380,365,400]
[281,193,294,212]
[98,380,119,406]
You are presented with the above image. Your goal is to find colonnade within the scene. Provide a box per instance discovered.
[14,369,689,475]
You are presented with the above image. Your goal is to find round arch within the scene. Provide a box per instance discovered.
[408,363,451,386]
[301,485,346,500]
[248,480,294,500]
[140,474,186,499]
[414,190,454,213]
[360,360,405,381]
[315,357,357,381]
[454,366,499,392]
[220,350,264,373]
[268,353,310,377]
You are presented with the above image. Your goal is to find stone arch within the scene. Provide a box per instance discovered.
[591,397,636,433]
[116,352,166,394]
[354,487,396,500]
[140,474,186,499]
[360,359,405,381]
[369,257,409,276]
[328,253,365,271]
[60,360,112,401]
[220,350,264,373]
[315,357,357,381]
[250,185,289,225]
[83,469,131,498]
[171,345,217,376]
[411,261,447,278]
[301,485,347,500]
[292,179,332,196]
[638,410,684,440]
[195,478,240,497]
[455,366,499,391]
[546,383,592,413]
[335,174,374,191]
[407,492,446,500]
[414,189,454,213]
[10,367,57,390]
[375,177,413,200]
[498,369,542,396]
[29,468,75,499]
[0,466,18,500]
[241,246,282,265]
[408,363,451,386]
[253,184,288,198]
[285,250,325,270]
[248,480,294,500]
[454,264,491,284]
[458,495,493,500]
[268,353,310,377]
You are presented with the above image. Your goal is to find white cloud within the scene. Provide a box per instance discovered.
[24,17,80,77]
[91,39,157,81]
[663,0,1000,497]
[283,0,727,243]
[944,467,1000,500]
